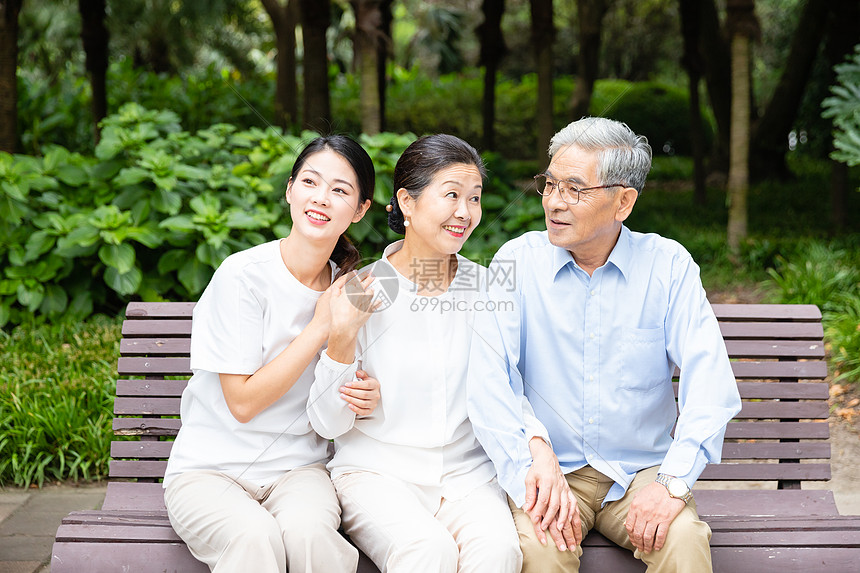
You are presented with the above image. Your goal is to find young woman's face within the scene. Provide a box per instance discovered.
[286,149,370,240]
[400,163,483,257]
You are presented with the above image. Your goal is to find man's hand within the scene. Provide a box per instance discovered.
[339,370,380,416]
[624,482,686,553]
[523,437,572,548]
[543,489,583,552]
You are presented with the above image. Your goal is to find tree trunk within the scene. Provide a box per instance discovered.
[378,0,393,132]
[569,0,608,120]
[679,0,707,204]
[78,0,109,143]
[300,0,331,132]
[478,0,505,151]
[698,0,732,174]
[261,0,298,129]
[530,0,553,161]
[750,0,828,180]
[726,0,758,257]
[0,0,22,153]
[352,0,383,135]
[824,0,860,232]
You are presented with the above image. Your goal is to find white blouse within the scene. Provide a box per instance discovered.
[164,240,333,488]
[308,241,547,508]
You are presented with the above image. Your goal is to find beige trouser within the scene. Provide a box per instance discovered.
[333,471,522,573]
[512,465,713,573]
[164,464,358,573]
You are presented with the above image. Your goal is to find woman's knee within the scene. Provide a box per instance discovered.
[387,529,459,572]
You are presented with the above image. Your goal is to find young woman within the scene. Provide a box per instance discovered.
[307,134,523,572]
[163,135,380,573]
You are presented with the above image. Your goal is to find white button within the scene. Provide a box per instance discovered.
[589,332,595,339]
[589,375,594,381]
[588,418,594,424]
[590,290,596,296]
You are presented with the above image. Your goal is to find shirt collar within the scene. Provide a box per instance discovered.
[549,225,633,281]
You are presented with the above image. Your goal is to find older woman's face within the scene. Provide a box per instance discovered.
[542,145,631,260]
[402,163,483,257]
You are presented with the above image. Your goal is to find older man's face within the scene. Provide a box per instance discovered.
[542,145,631,261]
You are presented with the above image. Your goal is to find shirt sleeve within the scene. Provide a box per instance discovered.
[307,350,358,440]
[467,252,536,507]
[189,258,264,375]
[659,253,743,487]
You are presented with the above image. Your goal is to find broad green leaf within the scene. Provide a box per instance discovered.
[127,225,162,248]
[152,188,182,214]
[23,230,56,262]
[159,215,196,232]
[67,289,93,318]
[196,243,230,268]
[104,265,142,295]
[0,301,9,328]
[90,159,123,181]
[113,167,149,187]
[158,249,190,274]
[17,282,45,312]
[99,243,136,274]
[39,284,68,315]
[55,165,88,187]
[178,258,213,295]
[95,131,123,160]
[225,210,259,229]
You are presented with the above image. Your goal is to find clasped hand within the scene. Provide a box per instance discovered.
[624,482,685,553]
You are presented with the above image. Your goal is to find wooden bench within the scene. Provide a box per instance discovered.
[52,302,860,572]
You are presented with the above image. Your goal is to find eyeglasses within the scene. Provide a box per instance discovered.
[533,174,623,205]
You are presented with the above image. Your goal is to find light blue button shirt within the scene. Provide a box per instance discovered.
[467,227,742,507]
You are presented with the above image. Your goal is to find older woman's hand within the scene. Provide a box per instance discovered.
[339,369,381,416]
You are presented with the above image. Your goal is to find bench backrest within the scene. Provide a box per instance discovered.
[111,302,829,489]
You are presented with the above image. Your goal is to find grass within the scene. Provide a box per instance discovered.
[0,315,122,487]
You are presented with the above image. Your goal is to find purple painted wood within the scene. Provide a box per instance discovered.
[120,338,191,356]
[113,397,180,416]
[117,356,191,376]
[692,490,839,517]
[711,303,821,321]
[735,400,829,420]
[720,442,829,460]
[724,421,829,440]
[122,320,192,337]
[728,360,828,379]
[52,540,207,573]
[116,379,187,397]
[102,482,166,511]
[722,339,825,358]
[111,441,173,459]
[718,321,824,339]
[126,301,196,318]
[733,381,829,400]
[699,463,830,481]
[112,418,181,437]
[109,460,169,479]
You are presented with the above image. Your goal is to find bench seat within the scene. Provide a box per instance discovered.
[52,302,860,572]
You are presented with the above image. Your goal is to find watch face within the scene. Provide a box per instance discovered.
[668,479,688,497]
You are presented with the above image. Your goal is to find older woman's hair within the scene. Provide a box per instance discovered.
[548,117,652,194]
[387,134,486,234]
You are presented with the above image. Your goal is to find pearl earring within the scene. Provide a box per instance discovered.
[404,219,410,227]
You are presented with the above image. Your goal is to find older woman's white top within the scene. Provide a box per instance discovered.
[308,240,547,507]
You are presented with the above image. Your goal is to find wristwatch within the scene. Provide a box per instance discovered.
[655,473,693,504]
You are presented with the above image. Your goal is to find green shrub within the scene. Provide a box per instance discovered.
[822,44,860,169]
[0,316,121,486]
[764,242,859,311]
[826,295,860,384]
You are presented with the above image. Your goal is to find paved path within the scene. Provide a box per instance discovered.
[0,482,107,573]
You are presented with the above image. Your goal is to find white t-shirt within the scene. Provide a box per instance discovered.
[308,241,547,511]
[163,239,333,488]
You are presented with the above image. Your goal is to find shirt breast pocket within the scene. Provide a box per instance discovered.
[620,326,669,392]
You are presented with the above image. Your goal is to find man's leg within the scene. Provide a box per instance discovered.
[435,480,522,573]
[263,463,358,573]
[595,466,713,573]
[333,471,459,573]
[511,466,614,573]
[164,470,285,572]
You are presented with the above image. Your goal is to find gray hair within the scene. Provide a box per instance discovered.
[548,117,652,193]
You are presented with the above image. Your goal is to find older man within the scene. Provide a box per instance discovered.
[467,117,742,572]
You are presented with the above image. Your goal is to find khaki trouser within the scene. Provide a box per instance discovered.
[333,471,522,573]
[164,464,358,573]
[511,465,713,573]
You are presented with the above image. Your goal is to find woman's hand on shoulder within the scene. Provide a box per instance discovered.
[329,271,378,337]
[339,369,381,416]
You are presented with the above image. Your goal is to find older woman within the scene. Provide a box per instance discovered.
[307,134,539,573]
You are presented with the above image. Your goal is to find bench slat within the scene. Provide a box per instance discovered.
[126,301,196,318]
[734,381,829,400]
[113,418,181,437]
[722,340,825,358]
[111,441,173,459]
[699,463,830,481]
[122,320,192,337]
[729,361,827,379]
[120,338,191,356]
[117,357,191,376]
[711,304,821,321]
[114,397,180,416]
[110,460,169,479]
[718,322,824,340]
[724,421,829,439]
[116,380,188,397]
[735,401,828,420]
[720,442,829,460]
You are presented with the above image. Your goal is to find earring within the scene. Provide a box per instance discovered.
[385,204,393,212]
[404,219,410,227]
